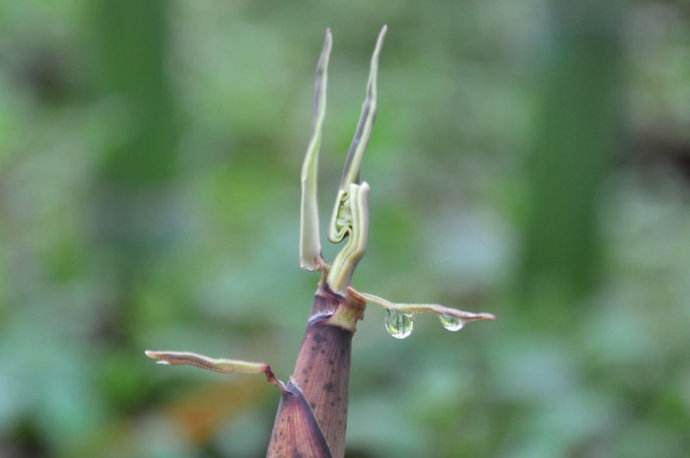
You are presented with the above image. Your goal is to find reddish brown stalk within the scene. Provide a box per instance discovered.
[267,283,365,458]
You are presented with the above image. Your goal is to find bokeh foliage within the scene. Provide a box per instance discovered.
[1,1,689,457]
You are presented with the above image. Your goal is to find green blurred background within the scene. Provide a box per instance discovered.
[1,1,689,457]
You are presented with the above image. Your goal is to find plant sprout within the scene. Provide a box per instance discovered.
[146,26,495,458]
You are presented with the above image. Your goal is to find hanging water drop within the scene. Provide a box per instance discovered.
[384,309,414,339]
[439,314,465,332]
[156,360,171,366]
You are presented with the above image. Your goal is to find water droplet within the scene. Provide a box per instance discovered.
[439,314,465,332]
[384,309,414,339]
[156,360,171,366]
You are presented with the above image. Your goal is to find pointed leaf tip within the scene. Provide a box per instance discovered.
[267,380,333,458]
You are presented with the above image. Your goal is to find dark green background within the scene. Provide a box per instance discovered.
[1,1,689,457]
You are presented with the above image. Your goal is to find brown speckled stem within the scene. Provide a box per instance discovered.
[267,284,364,458]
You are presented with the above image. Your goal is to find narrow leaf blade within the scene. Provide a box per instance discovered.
[300,29,332,271]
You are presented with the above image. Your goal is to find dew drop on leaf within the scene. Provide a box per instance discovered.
[439,314,465,332]
[384,309,414,339]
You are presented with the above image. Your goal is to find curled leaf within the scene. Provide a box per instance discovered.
[327,182,370,293]
[328,25,387,244]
